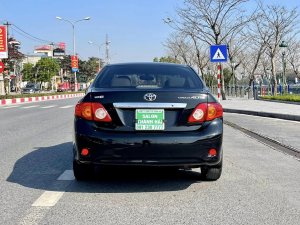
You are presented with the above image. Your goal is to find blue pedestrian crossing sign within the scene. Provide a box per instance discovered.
[210,45,228,62]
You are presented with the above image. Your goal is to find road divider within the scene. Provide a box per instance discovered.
[0,93,85,106]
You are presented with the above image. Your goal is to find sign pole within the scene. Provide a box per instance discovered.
[210,45,227,102]
[217,63,221,102]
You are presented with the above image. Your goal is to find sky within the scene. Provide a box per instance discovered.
[0,0,299,63]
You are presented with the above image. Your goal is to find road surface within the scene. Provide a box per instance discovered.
[0,98,299,225]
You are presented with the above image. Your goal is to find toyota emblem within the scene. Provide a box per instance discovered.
[144,93,157,101]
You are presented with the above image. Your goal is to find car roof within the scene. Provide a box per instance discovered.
[105,62,190,68]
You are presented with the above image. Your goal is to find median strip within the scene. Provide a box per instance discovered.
[0,93,85,106]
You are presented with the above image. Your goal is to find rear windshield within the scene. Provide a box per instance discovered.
[93,64,204,90]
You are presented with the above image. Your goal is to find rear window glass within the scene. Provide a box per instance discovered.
[93,64,204,90]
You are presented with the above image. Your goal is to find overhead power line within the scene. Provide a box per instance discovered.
[11,23,54,44]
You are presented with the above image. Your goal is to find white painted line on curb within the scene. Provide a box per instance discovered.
[22,105,40,109]
[57,170,75,180]
[32,191,64,207]
[59,105,74,109]
[41,105,56,109]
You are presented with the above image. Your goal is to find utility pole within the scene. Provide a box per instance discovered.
[105,34,111,65]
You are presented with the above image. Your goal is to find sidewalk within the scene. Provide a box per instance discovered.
[220,97,300,122]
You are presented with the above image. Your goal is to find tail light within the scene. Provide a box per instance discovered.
[75,102,112,122]
[188,102,223,123]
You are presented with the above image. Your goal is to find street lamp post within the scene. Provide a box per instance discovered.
[279,40,288,94]
[56,16,90,91]
[88,41,104,72]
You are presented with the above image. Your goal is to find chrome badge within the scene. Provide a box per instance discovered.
[144,93,157,101]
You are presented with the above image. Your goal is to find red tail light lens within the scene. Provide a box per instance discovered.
[208,148,217,157]
[188,102,223,123]
[188,103,207,123]
[81,148,89,156]
[75,102,112,122]
[92,103,112,122]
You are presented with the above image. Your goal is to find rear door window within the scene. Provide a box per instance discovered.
[93,64,204,90]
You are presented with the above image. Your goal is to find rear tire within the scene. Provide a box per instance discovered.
[73,160,94,181]
[201,157,223,181]
[201,167,222,181]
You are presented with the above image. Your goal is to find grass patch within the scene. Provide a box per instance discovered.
[260,94,300,102]
[0,91,84,100]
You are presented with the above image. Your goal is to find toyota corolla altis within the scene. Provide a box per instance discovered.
[73,63,223,181]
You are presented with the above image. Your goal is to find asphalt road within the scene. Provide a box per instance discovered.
[224,112,300,151]
[0,98,299,225]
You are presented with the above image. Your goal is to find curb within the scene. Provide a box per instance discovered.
[223,108,300,122]
[0,93,85,106]
[258,98,300,105]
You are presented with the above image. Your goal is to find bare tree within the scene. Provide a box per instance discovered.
[164,32,194,66]
[225,29,250,96]
[189,33,210,82]
[239,8,272,97]
[173,0,252,99]
[287,39,300,79]
[257,2,299,95]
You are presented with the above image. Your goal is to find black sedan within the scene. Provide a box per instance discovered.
[73,62,223,181]
[21,83,41,94]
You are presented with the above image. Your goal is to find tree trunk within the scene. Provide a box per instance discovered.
[271,56,277,95]
[248,78,254,99]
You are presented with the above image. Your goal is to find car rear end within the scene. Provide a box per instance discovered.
[73,63,223,180]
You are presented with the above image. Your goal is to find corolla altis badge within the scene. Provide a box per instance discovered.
[144,93,157,101]
[94,95,104,99]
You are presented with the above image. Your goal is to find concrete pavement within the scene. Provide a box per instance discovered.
[220,97,300,121]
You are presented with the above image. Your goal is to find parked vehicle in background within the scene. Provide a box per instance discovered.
[21,83,41,94]
[73,62,223,181]
[70,83,80,92]
[57,82,70,92]
[57,81,81,92]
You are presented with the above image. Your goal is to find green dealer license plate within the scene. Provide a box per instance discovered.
[135,109,165,130]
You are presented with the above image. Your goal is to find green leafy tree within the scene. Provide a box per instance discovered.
[22,63,35,81]
[35,57,60,83]
[57,55,71,76]
[153,57,159,62]
[223,68,232,87]
[56,55,102,83]
[203,72,217,88]
[78,57,103,82]
[153,56,180,63]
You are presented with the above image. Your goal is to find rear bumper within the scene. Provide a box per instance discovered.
[74,119,223,167]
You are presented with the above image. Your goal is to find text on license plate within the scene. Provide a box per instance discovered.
[135,109,164,130]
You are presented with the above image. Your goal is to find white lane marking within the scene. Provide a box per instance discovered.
[59,105,74,109]
[57,170,75,180]
[2,105,20,109]
[22,105,40,109]
[32,191,64,207]
[40,105,56,109]
[31,170,74,208]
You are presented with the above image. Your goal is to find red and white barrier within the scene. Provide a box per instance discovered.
[0,93,85,106]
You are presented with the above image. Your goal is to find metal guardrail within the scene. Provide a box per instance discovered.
[210,84,300,98]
